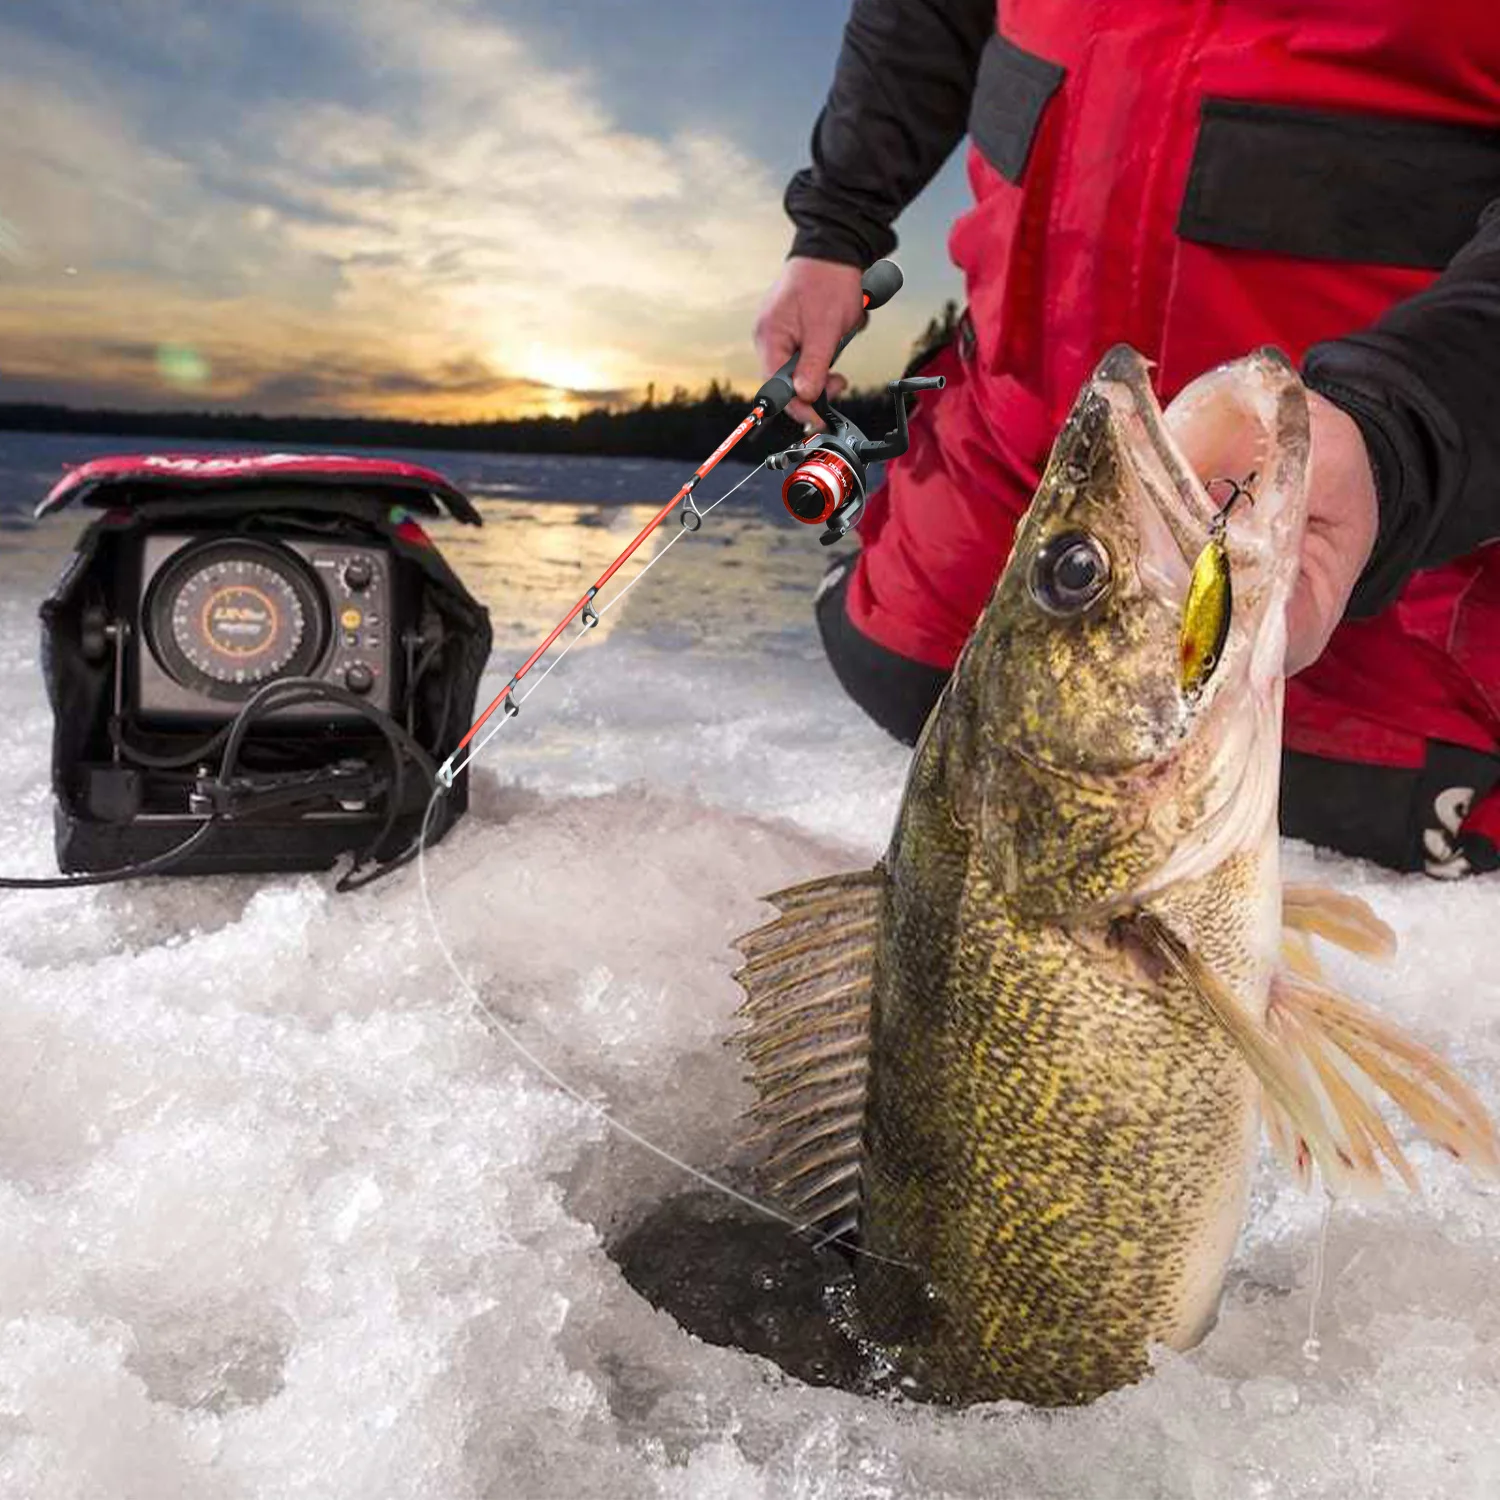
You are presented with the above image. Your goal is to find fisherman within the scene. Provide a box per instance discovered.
[754,0,1500,880]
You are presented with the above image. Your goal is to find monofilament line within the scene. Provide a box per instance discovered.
[442,459,768,784]
[414,462,914,1269]
[415,789,912,1269]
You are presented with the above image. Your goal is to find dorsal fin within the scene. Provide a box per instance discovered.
[730,869,883,1237]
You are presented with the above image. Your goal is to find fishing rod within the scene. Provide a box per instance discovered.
[435,256,944,789]
[412,263,947,1263]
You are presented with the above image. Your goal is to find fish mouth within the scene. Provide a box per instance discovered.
[1095,344,1311,900]
[1087,344,1310,675]
[1089,345,1220,599]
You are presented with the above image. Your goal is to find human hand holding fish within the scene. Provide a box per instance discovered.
[1283,389,1380,675]
[1177,380,1382,677]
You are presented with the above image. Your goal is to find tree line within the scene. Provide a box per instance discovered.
[0,303,961,466]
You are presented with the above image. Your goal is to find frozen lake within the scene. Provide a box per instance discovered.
[0,431,1497,1498]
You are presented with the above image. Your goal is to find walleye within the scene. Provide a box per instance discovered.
[732,345,1498,1408]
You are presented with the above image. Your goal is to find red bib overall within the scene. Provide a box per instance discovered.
[845,0,1500,868]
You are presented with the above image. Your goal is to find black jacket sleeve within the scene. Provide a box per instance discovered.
[784,0,994,267]
[1302,200,1500,615]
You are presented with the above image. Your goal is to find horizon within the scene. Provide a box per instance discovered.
[0,363,930,426]
[0,2,969,425]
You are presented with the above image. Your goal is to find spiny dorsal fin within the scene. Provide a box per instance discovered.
[730,868,883,1237]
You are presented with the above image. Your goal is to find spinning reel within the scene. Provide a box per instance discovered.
[440,257,927,785]
[767,375,946,544]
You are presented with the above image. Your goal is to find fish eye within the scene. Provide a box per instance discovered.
[1028,531,1112,616]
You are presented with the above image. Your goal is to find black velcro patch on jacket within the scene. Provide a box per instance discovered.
[968,31,1066,184]
[1179,99,1500,269]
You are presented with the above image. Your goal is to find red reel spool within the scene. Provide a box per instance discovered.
[781,452,857,525]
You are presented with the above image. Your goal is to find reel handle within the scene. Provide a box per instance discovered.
[845,374,949,467]
[753,259,904,419]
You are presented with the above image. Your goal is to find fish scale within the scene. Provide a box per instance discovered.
[856,825,1261,1404]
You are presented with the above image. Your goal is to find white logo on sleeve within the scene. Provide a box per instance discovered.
[1423,785,1474,879]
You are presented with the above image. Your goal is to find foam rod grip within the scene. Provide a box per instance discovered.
[860,259,903,311]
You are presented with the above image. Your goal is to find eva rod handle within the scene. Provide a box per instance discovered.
[859,258,903,312]
[753,259,904,420]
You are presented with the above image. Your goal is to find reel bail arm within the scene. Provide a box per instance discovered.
[771,373,947,544]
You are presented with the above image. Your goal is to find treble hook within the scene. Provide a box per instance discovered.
[1206,471,1257,534]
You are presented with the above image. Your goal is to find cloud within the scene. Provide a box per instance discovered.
[0,1,926,418]
[0,287,618,417]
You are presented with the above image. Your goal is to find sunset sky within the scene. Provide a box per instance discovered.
[0,1,970,421]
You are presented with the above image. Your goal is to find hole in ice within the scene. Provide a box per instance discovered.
[410,784,918,1401]
[608,1190,905,1400]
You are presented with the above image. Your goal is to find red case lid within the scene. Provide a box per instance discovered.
[36,451,482,525]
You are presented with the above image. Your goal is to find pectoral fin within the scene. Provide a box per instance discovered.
[1269,971,1500,1190]
[1134,911,1499,1198]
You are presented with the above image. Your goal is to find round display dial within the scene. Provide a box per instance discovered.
[146,541,327,700]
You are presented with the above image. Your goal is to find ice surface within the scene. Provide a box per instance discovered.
[1,439,1499,1498]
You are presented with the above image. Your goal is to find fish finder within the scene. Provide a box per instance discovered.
[134,532,399,723]
[33,453,492,884]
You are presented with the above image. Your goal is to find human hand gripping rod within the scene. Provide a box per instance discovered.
[435,258,911,790]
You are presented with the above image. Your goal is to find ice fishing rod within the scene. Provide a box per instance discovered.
[414,264,945,1268]
[435,256,943,788]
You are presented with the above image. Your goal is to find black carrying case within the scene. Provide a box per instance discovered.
[36,459,492,877]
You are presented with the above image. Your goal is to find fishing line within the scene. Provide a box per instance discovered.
[412,458,913,1269]
[415,777,913,1270]
[1302,1190,1335,1362]
[417,788,805,1233]
[445,457,766,783]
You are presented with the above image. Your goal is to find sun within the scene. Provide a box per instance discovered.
[518,343,614,397]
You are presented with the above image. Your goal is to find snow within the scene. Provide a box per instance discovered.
[1,436,1498,1498]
